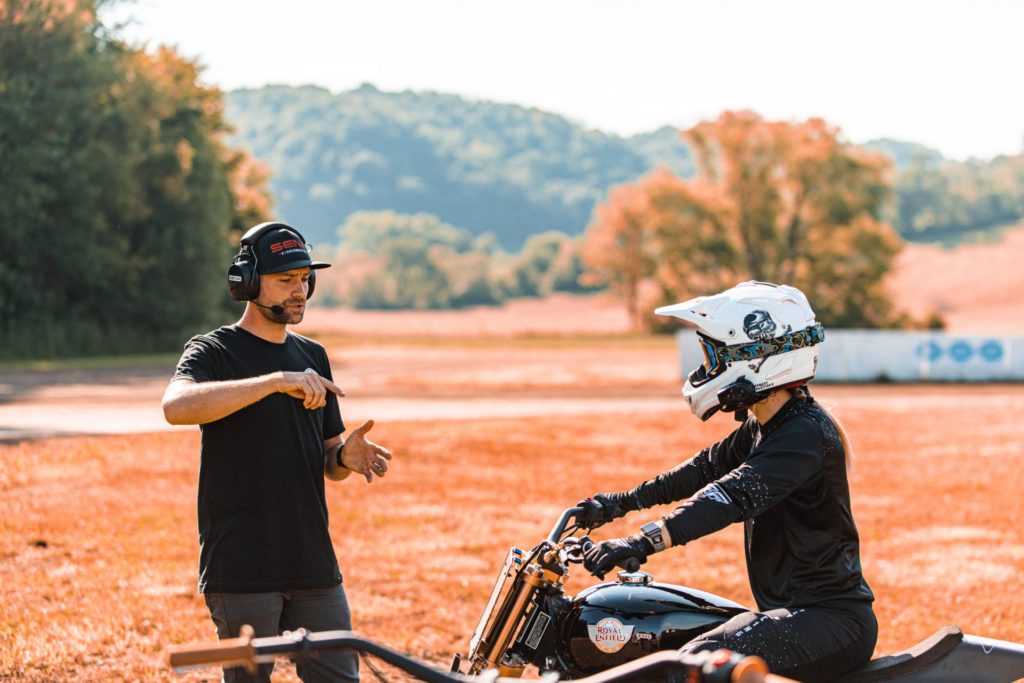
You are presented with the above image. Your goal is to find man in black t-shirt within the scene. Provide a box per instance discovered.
[163,222,392,682]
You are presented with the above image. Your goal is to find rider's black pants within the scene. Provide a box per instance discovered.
[679,599,877,683]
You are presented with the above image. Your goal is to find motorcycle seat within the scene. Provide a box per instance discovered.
[835,625,963,682]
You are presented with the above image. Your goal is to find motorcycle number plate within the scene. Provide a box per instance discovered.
[523,611,550,650]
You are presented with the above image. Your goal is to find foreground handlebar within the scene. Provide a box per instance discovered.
[168,625,258,673]
[170,629,466,682]
[167,628,797,683]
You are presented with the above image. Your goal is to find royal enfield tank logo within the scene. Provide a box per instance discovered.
[587,618,634,653]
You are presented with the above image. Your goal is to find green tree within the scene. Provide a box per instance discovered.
[508,231,596,298]
[336,210,475,253]
[0,0,272,359]
[892,154,1024,243]
[1,0,133,355]
[329,210,503,309]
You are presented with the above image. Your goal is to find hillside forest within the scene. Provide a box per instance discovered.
[3,0,1024,359]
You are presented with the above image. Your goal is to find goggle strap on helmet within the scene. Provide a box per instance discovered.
[701,323,825,375]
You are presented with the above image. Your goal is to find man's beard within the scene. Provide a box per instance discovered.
[258,300,305,325]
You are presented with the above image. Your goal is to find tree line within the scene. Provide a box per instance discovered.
[319,113,921,330]
[0,0,273,360]
[317,211,597,310]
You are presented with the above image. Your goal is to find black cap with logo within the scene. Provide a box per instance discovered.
[253,226,331,274]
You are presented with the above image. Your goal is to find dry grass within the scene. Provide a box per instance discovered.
[2,382,1024,681]
[887,221,1024,334]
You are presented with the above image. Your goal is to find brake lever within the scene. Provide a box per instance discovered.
[561,535,592,564]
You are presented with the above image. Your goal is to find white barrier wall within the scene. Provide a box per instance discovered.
[672,329,1024,382]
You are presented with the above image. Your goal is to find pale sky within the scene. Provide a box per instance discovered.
[102,0,1023,161]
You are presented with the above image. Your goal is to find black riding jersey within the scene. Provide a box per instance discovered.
[172,324,345,593]
[631,396,873,611]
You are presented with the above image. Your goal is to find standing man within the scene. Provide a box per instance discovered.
[163,222,392,682]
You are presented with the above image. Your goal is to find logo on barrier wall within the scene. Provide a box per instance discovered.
[917,340,1004,364]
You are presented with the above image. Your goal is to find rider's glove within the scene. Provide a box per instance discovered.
[576,493,630,529]
[583,534,655,579]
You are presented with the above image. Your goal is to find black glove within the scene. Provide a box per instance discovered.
[583,534,655,579]
[576,493,628,529]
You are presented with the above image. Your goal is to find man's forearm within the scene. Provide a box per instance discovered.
[162,374,282,425]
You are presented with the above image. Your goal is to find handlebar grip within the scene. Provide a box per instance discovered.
[168,625,257,674]
[731,655,799,683]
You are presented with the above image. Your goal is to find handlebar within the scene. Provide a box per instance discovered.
[169,628,463,683]
[167,627,796,683]
[547,506,584,543]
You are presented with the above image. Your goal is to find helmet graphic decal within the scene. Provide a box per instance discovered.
[743,310,789,341]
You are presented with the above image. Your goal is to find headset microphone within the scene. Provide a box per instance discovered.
[251,302,285,315]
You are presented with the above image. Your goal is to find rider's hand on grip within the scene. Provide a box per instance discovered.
[576,493,627,529]
[583,534,654,579]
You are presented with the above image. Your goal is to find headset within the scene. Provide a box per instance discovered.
[717,376,812,421]
[227,222,317,302]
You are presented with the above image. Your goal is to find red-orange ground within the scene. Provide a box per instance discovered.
[2,379,1023,681]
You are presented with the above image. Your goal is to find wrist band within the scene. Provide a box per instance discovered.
[336,441,346,467]
[640,521,667,553]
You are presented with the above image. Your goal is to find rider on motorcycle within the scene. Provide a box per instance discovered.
[577,281,877,683]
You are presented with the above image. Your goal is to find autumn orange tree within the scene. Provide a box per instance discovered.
[584,111,904,329]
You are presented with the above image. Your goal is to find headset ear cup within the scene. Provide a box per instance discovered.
[246,269,261,301]
[227,256,259,301]
[307,270,316,301]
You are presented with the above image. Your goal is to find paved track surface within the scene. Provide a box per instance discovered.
[0,361,685,442]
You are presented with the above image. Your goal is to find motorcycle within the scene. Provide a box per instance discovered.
[451,506,1024,682]
[167,506,1024,682]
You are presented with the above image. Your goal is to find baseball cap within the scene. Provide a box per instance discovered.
[253,227,331,274]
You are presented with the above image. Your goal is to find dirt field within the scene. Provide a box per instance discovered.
[2,328,1024,680]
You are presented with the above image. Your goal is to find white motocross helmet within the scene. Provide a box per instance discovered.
[655,281,824,421]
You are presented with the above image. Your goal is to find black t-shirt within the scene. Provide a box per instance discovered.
[171,324,345,593]
[632,397,874,611]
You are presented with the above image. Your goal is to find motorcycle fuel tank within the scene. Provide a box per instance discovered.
[561,572,748,676]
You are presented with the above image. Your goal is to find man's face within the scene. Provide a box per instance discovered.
[256,267,312,325]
